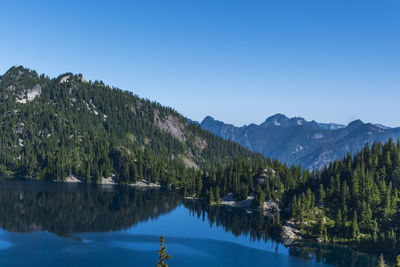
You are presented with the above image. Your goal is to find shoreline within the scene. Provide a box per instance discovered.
[51,176,162,188]
[0,176,394,259]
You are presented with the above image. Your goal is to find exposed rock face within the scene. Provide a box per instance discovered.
[221,193,253,208]
[180,155,199,170]
[154,110,206,170]
[100,176,116,184]
[281,220,302,240]
[64,176,81,183]
[129,180,161,188]
[221,194,281,218]
[201,114,400,169]
[59,74,89,84]
[194,136,207,151]
[154,110,186,142]
[59,75,71,83]
[262,200,280,217]
[16,84,42,103]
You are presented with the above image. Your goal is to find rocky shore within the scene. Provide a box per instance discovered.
[281,220,302,240]
[220,193,280,218]
[57,176,160,187]
[129,180,161,188]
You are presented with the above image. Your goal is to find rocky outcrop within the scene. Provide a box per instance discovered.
[262,200,280,217]
[64,176,82,183]
[281,220,302,240]
[220,193,282,219]
[154,110,186,142]
[100,176,116,185]
[16,84,41,103]
[129,180,160,188]
[181,156,199,170]
[59,75,71,83]
[194,136,207,151]
[221,193,253,208]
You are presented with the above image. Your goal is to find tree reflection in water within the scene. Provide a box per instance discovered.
[0,180,380,267]
[183,200,379,267]
[0,182,181,234]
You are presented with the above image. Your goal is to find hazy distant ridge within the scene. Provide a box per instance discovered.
[201,114,400,169]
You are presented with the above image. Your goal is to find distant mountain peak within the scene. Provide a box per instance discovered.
[202,115,215,122]
[269,113,288,120]
[347,119,365,129]
[262,113,287,127]
[200,113,400,170]
[261,113,309,128]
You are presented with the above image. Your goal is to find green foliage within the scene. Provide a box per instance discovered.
[5,66,400,258]
[394,255,400,267]
[0,67,314,211]
[377,253,387,267]
[288,139,400,256]
[253,184,266,209]
[0,66,259,186]
[157,235,171,267]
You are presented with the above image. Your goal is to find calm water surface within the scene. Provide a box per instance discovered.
[0,180,379,266]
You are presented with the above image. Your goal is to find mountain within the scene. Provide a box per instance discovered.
[201,114,400,169]
[0,66,259,183]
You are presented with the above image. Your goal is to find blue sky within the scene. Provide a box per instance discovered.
[1,0,399,127]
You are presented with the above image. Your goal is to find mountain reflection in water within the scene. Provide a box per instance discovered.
[0,180,380,267]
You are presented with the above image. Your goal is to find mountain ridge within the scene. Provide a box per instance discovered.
[201,113,400,169]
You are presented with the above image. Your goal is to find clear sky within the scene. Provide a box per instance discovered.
[1,0,399,127]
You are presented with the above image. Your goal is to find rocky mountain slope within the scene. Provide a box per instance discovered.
[201,113,400,169]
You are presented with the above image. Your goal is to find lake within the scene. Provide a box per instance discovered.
[0,180,379,266]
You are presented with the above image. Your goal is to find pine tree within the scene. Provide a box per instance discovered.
[394,255,400,267]
[207,189,215,204]
[377,253,386,267]
[291,195,298,218]
[317,214,325,238]
[318,184,325,204]
[372,219,379,242]
[335,209,342,237]
[215,187,222,203]
[352,211,359,240]
[156,235,172,267]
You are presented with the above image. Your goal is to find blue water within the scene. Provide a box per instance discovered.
[0,180,378,266]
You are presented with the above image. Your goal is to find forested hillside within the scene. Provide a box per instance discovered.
[0,66,258,184]
[289,139,400,255]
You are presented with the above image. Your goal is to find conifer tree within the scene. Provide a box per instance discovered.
[378,253,387,267]
[318,184,325,204]
[157,235,172,267]
[352,211,359,240]
[394,255,400,267]
[335,209,342,237]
